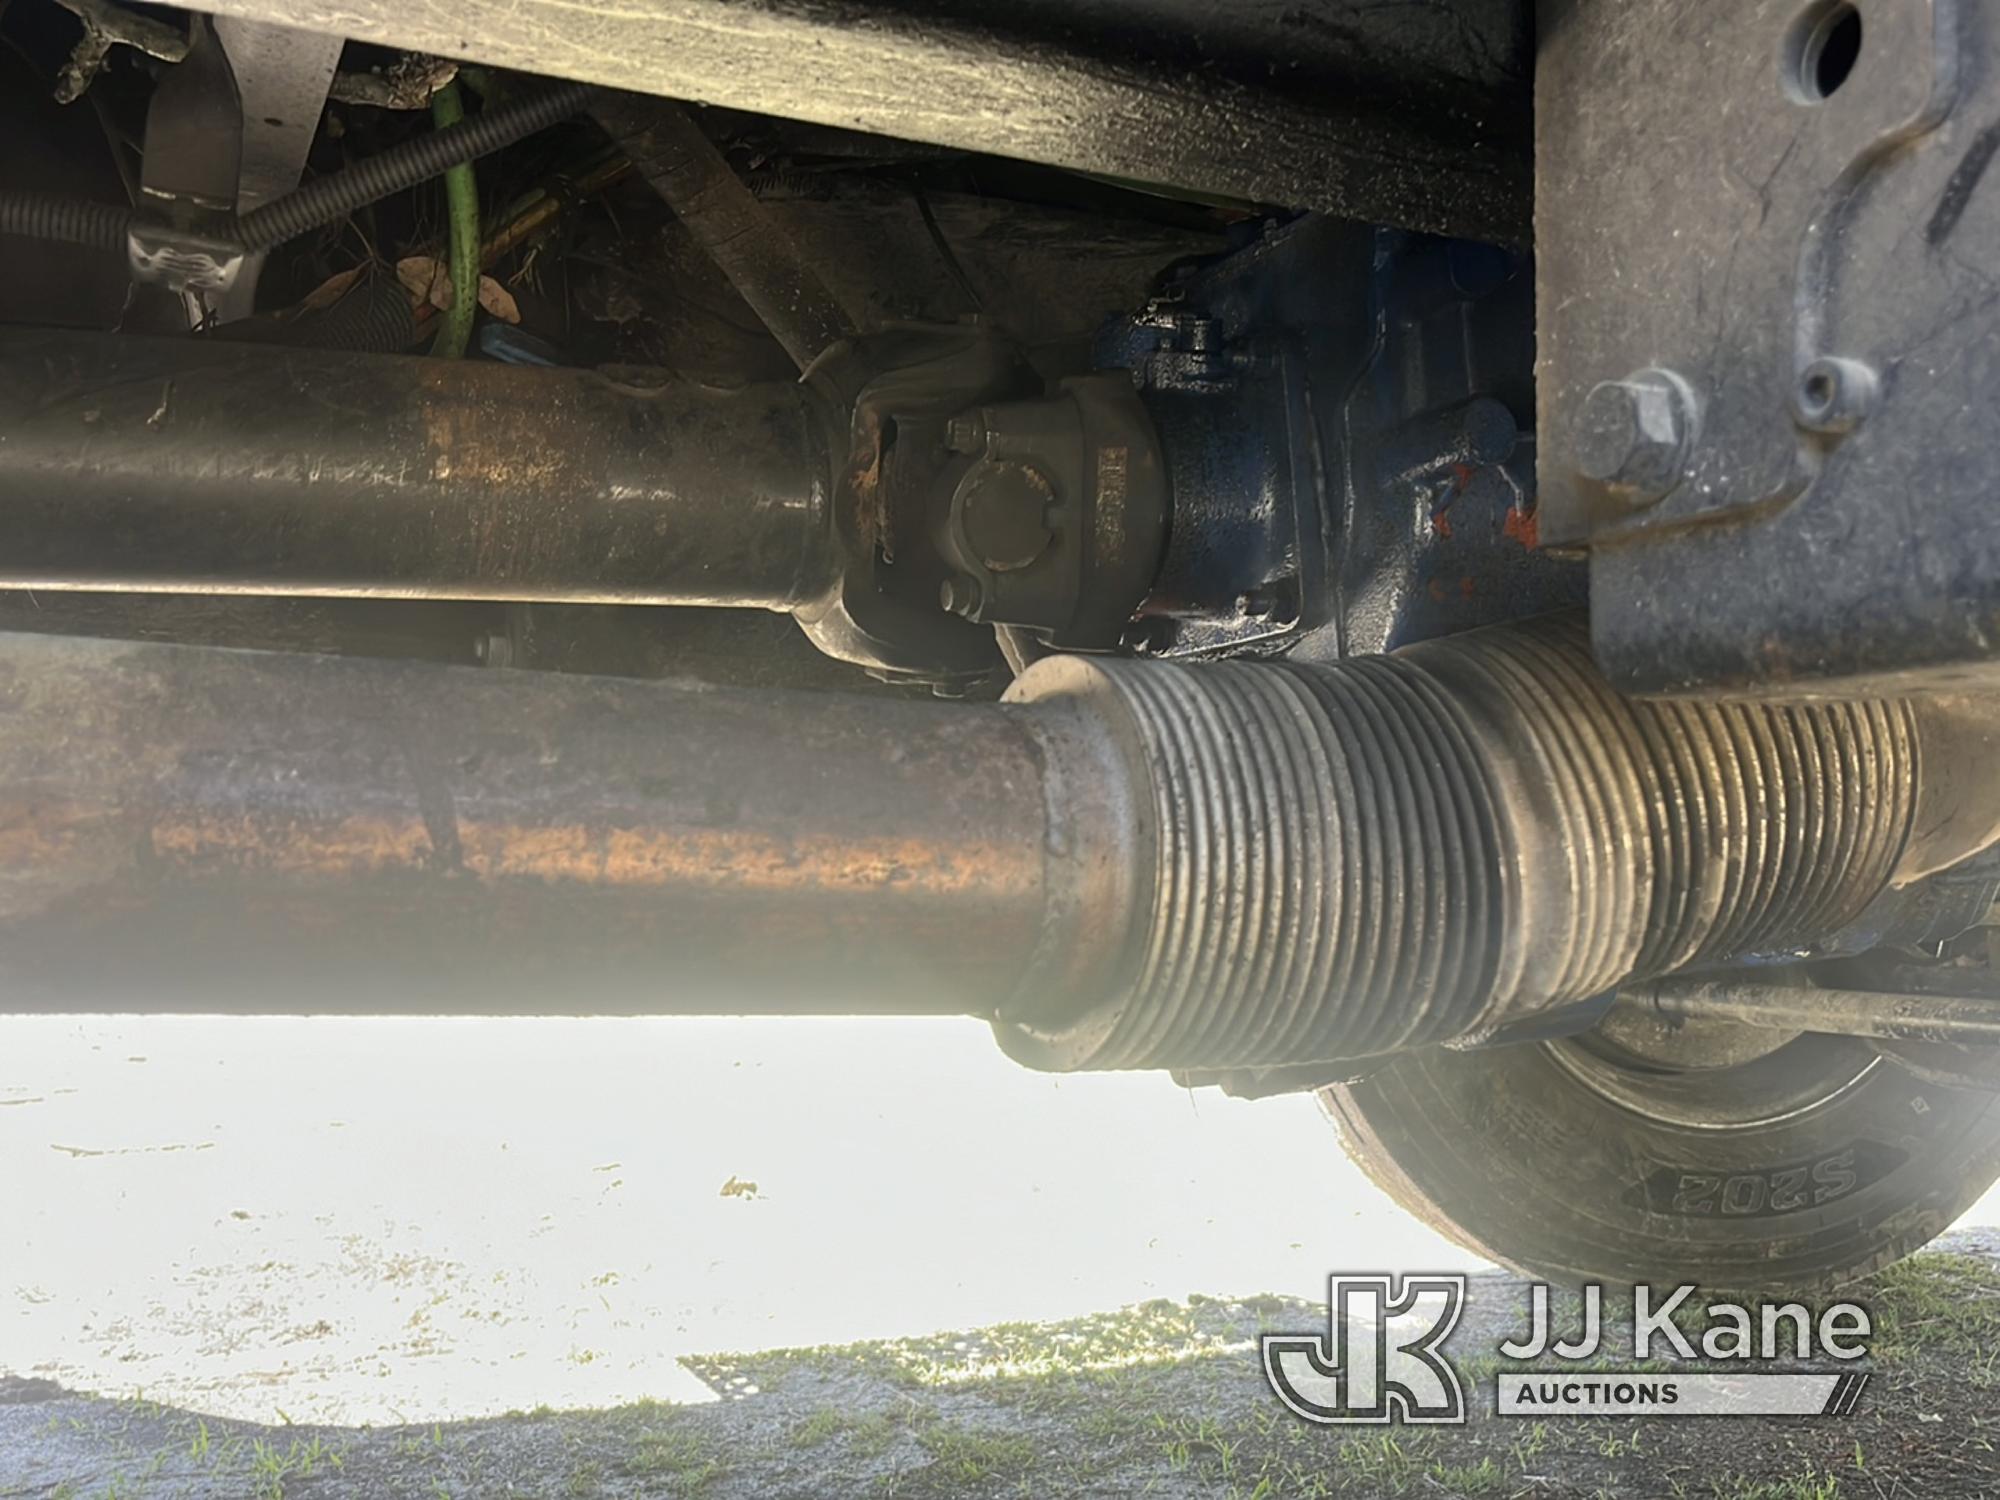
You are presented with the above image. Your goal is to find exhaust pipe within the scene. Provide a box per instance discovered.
[0,615,1989,1067]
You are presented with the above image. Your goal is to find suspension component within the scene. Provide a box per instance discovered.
[591,92,863,372]
[1623,980,2000,1048]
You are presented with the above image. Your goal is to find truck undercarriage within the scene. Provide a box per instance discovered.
[4,0,2000,1289]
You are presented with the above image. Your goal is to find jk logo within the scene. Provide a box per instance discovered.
[1262,1274,1467,1424]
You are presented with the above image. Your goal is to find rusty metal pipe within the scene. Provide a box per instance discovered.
[0,630,1093,1014]
[2,615,1996,1075]
[1624,980,2000,1048]
[0,330,836,607]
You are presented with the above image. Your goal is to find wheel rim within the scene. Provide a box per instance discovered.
[1543,1026,1883,1131]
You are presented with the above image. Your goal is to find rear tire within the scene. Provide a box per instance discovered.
[1323,1031,2000,1291]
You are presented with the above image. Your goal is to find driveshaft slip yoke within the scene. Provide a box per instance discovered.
[997,612,1985,1071]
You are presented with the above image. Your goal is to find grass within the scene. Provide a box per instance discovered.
[1427,1456,1505,1495]
[22,1251,2000,1500]
[245,1434,340,1498]
[688,1294,1279,1396]
[1595,1425,1648,1459]
[1511,1420,1550,1461]
[912,1424,1037,1484]
[784,1404,919,1457]
[1157,1414,1239,1474]
[1707,1467,1842,1500]
[666,1263,2000,1498]
[791,1407,853,1447]
[1864,1252,2000,1370]
[624,1428,726,1495]
[1334,1432,1438,1494]
[849,1409,915,1458]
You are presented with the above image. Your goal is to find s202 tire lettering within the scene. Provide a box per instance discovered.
[1636,1143,1899,1219]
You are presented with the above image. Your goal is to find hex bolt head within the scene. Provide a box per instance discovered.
[1795,356,1878,435]
[944,412,989,455]
[939,575,982,617]
[1574,368,1697,506]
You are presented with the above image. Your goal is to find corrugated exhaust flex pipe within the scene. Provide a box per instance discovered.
[1000,614,1997,1068]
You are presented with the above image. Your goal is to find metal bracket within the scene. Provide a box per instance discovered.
[1534,0,2000,694]
[214,17,342,211]
[1539,0,1958,544]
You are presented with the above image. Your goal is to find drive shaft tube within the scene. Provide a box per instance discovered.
[0,331,835,607]
[0,615,1972,1063]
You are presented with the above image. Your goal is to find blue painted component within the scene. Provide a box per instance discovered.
[1097,214,1584,660]
[478,321,561,366]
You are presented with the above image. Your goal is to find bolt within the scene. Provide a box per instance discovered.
[1179,316,1220,353]
[939,575,982,618]
[1235,586,1300,628]
[474,632,513,668]
[1574,368,1697,506]
[1226,343,1278,377]
[944,411,989,456]
[1794,356,1877,434]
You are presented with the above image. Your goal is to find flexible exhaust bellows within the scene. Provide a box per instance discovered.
[997,613,1928,1070]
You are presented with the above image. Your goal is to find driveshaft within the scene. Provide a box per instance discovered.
[0,329,834,607]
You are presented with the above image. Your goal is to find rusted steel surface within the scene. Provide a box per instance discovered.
[0,330,836,607]
[0,613,1994,1064]
[0,631,1053,1013]
[1628,980,2000,1048]
[592,94,864,371]
[176,0,1531,244]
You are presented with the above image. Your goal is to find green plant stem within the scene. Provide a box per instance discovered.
[429,82,479,359]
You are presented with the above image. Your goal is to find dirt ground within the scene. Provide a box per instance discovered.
[9,1234,2000,1500]
[4,1013,1470,1424]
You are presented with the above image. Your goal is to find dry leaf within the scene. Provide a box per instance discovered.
[395,258,522,324]
[477,275,521,324]
[296,266,363,314]
[395,254,452,311]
